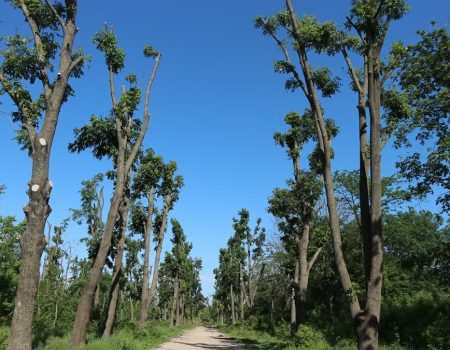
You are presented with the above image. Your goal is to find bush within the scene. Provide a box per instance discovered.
[293,325,330,349]
[0,327,9,350]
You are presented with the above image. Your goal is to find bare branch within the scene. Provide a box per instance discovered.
[307,246,323,272]
[342,48,364,94]
[19,2,51,97]
[44,0,67,34]
[346,16,365,44]
[381,52,401,86]
[125,53,161,172]
[68,54,85,73]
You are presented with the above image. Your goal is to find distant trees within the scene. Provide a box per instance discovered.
[213,209,266,324]
[0,1,86,348]
[158,219,203,326]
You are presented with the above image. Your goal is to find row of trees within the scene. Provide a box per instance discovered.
[0,1,204,349]
[213,1,448,349]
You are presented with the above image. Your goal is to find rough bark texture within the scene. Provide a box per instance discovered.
[103,193,130,336]
[139,189,155,326]
[5,2,82,349]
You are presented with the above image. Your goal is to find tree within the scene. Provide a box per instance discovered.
[131,149,164,326]
[268,111,323,335]
[71,174,106,311]
[232,209,266,318]
[69,28,161,346]
[257,1,409,347]
[0,1,85,348]
[0,216,25,325]
[146,161,184,309]
[394,25,450,211]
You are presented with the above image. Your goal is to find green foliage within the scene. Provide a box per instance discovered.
[394,24,450,211]
[0,216,25,324]
[143,45,159,58]
[93,28,125,73]
[0,326,8,350]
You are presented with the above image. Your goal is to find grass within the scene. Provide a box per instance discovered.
[219,324,407,350]
[33,321,195,350]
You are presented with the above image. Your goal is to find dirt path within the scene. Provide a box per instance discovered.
[154,326,244,349]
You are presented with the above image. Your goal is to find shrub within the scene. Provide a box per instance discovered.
[0,327,9,350]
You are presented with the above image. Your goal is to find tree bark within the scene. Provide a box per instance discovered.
[239,262,245,321]
[230,284,236,325]
[171,275,179,327]
[139,189,155,326]
[6,3,82,349]
[147,199,171,306]
[103,193,130,336]
[290,260,299,337]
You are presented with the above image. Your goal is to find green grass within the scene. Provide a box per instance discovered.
[35,321,195,350]
[219,324,407,350]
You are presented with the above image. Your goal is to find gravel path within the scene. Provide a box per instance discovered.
[154,326,244,350]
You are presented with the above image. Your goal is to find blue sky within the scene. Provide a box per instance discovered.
[0,0,448,298]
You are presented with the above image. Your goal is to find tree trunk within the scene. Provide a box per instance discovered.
[129,296,134,323]
[230,284,236,325]
[147,199,171,306]
[290,260,299,337]
[103,194,130,336]
[285,0,362,324]
[171,275,179,327]
[239,262,245,321]
[5,5,81,348]
[139,189,155,326]
[71,177,125,345]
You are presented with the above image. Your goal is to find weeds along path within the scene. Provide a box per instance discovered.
[154,326,244,349]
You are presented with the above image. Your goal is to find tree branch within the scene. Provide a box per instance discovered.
[19,1,51,98]
[44,0,67,34]
[342,48,364,94]
[125,53,161,172]
[307,246,323,272]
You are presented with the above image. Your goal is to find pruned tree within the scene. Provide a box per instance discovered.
[0,1,86,348]
[146,161,184,309]
[68,27,160,346]
[256,1,408,348]
[268,111,323,335]
[131,149,165,326]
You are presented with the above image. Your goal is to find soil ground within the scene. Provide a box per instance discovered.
[154,326,244,350]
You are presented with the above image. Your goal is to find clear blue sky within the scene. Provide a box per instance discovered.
[0,0,448,298]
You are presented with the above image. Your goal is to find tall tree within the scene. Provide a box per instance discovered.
[0,2,85,348]
[256,1,408,348]
[68,28,160,346]
[268,111,323,335]
[146,161,184,309]
[394,25,449,211]
[103,186,130,336]
[131,149,164,326]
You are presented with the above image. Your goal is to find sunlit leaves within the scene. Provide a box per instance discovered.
[310,67,341,97]
[143,45,159,59]
[93,29,125,74]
